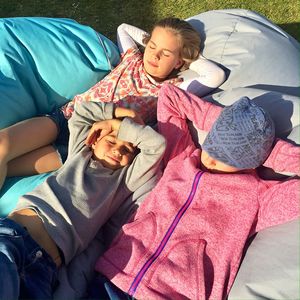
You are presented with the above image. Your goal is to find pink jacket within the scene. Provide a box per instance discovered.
[96,84,299,299]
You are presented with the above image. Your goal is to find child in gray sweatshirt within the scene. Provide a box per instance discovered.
[0,101,166,299]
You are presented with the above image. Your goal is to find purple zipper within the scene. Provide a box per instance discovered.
[128,170,203,296]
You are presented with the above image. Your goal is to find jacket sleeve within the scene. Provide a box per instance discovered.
[118,117,166,192]
[263,138,300,176]
[117,23,148,54]
[255,178,299,233]
[157,83,222,164]
[67,101,114,157]
[179,55,226,97]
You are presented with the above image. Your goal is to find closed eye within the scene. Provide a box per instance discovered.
[125,146,134,154]
[106,139,116,145]
[148,41,156,50]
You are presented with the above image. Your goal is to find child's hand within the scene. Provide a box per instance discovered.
[85,119,121,146]
[115,107,144,125]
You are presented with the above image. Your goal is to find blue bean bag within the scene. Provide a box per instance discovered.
[0,17,120,216]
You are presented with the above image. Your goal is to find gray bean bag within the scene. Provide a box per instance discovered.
[186,9,299,299]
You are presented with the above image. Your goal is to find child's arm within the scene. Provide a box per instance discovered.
[179,55,226,97]
[69,99,166,191]
[117,23,148,54]
[67,102,114,157]
[263,139,300,176]
[255,178,299,233]
[118,117,166,192]
[157,83,222,164]
[255,139,299,232]
[85,106,144,146]
[68,102,144,157]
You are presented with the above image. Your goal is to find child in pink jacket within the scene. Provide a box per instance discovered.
[92,84,299,300]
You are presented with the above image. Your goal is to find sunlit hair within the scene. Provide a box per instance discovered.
[143,17,201,70]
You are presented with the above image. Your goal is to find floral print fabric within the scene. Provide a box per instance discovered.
[62,48,181,125]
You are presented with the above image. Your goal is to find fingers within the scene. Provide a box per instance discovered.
[85,121,110,146]
[85,130,98,146]
[85,117,138,147]
[97,129,111,142]
[85,120,120,146]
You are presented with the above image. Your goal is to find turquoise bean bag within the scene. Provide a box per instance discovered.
[0,17,120,216]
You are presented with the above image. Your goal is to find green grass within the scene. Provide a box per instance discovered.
[0,0,299,42]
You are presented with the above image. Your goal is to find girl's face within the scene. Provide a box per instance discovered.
[92,134,136,170]
[143,26,183,81]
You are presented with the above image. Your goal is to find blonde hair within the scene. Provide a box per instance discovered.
[143,17,201,70]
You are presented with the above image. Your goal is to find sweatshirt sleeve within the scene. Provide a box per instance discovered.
[157,83,222,164]
[255,178,299,233]
[67,101,114,157]
[117,23,148,54]
[118,117,166,192]
[179,55,226,97]
[263,139,300,176]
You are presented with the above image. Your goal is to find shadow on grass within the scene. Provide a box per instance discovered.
[0,1,299,43]
[0,0,157,42]
[278,23,300,42]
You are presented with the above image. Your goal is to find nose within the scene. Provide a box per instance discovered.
[203,155,216,169]
[151,50,160,61]
[112,147,122,157]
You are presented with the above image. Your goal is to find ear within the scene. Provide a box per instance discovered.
[91,134,107,151]
[91,139,98,150]
[175,58,184,70]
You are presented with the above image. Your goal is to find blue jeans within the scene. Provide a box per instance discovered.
[0,218,58,299]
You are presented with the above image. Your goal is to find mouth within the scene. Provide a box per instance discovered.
[106,155,120,164]
[147,60,158,68]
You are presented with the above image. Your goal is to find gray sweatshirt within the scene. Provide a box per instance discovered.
[15,102,166,264]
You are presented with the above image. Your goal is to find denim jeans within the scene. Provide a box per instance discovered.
[0,218,58,299]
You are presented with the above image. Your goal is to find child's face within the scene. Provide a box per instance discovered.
[92,133,136,170]
[200,150,242,174]
[143,26,183,81]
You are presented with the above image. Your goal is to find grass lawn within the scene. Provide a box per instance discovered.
[0,0,299,42]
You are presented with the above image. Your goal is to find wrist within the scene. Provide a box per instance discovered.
[112,119,121,133]
[115,107,135,119]
[114,106,122,119]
